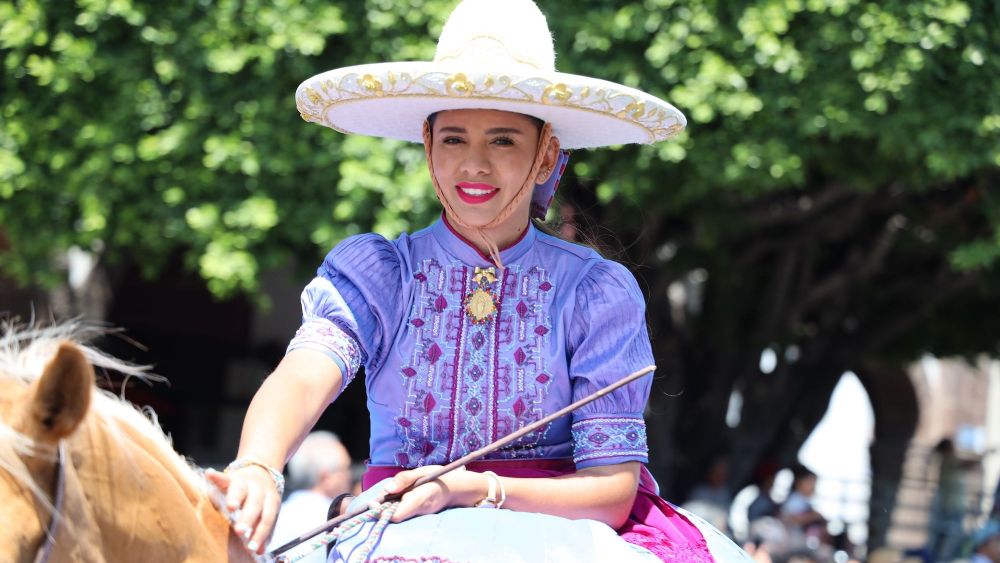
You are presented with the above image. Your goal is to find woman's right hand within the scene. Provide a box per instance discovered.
[207,349,346,554]
[206,465,282,555]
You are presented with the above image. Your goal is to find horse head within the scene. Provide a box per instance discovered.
[0,326,259,563]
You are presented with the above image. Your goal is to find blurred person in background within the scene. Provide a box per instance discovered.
[684,457,734,534]
[780,463,829,556]
[744,460,789,560]
[747,460,781,523]
[929,438,969,562]
[267,431,352,563]
[968,520,1000,563]
[781,464,825,530]
[990,473,999,519]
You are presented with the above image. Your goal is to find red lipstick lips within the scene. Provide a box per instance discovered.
[455,182,499,205]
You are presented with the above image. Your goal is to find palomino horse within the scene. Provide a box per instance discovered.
[0,325,259,563]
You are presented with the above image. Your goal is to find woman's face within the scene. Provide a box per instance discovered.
[428,109,552,229]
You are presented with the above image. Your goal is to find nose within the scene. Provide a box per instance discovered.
[459,143,490,177]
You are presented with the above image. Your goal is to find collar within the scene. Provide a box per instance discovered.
[432,214,535,267]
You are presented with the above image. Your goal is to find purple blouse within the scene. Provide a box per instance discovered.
[288,217,655,470]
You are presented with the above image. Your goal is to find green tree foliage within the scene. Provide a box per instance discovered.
[2,0,998,506]
[1,0,452,294]
[2,0,996,292]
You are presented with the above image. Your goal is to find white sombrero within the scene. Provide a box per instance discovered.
[295,0,686,150]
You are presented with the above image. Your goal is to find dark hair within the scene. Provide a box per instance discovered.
[425,111,545,135]
[791,463,817,484]
[933,438,955,454]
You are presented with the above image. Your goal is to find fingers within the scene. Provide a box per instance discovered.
[378,466,453,522]
[391,489,428,522]
[383,465,444,495]
[205,468,230,492]
[382,469,417,495]
[223,467,281,555]
[226,471,249,512]
[390,481,449,522]
[248,486,280,554]
[204,469,232,514]
[231,478,259,545]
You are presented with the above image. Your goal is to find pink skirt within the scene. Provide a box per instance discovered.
[363,460,715,563]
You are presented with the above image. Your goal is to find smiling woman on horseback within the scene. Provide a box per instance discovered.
[208,1,749,561]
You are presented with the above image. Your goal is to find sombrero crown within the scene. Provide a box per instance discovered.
[296,0,686,149]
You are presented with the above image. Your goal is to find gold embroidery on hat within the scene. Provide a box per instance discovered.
[359,74,383,95]
[542,83,572,104]
[620,101,646,119]
[297,70,686,143]
[445,73,475,95]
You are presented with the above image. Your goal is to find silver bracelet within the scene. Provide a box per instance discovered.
[475,471,506,509]
[225,457,285,497]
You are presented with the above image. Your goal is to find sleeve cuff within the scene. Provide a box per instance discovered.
[571,415,649,468]
[287,318,363,390]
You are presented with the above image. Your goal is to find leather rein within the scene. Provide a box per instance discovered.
[34,443,66,563]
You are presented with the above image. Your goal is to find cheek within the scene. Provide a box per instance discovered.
[499,153,536,185]
[429,154,456,186]
[429,152,445,174]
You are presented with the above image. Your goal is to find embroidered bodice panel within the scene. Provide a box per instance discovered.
[390,257,562,466]
[289,218,654,469]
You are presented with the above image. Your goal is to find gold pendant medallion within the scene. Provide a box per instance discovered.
[464,288,498,324]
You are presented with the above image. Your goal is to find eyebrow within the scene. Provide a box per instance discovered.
[437,126,527,135]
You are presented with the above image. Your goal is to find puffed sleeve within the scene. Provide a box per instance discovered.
[286,234,404,393]
[567,260,655,469]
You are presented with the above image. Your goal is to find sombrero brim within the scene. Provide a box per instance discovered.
[295,62,686,149]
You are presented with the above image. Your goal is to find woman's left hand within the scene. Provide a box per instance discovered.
[382,465,483,522]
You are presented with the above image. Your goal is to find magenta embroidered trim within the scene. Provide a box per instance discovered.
[570,416,648,463]
[287,318,363,384]
[490,268,507,443]
[445,266,468,461]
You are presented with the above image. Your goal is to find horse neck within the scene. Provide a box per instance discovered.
[63,414,256,563]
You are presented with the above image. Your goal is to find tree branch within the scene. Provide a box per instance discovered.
[804,211,906,308]
[745,183,859,230]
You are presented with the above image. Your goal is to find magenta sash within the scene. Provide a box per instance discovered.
[363,460,715,562]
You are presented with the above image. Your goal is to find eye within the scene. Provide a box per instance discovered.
[491,136,515,146]
[441,136,465,145]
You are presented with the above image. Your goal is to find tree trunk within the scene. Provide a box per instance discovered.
[858,361,920,552]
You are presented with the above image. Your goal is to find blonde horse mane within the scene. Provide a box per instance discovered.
[0,321,232,521]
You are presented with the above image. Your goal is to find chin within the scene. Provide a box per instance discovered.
[453,208,498,227]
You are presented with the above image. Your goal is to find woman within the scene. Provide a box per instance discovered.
[208,1,747,561]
